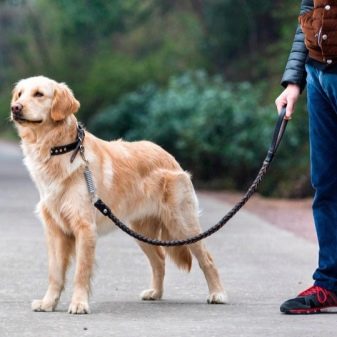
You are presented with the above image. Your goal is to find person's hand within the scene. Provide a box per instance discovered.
[275,83,301,119]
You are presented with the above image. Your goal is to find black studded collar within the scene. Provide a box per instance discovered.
[50,124,85,163]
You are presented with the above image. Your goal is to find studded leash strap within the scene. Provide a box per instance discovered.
[91,107,289,246]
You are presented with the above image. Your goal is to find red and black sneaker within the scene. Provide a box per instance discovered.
[280,285,337,314]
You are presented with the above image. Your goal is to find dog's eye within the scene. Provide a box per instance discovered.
[18,92,22,98]
[34,91,44,97]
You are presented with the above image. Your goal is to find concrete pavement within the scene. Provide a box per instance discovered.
[0,141,334,337]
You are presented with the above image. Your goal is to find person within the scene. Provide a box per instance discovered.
[275,0,337,314]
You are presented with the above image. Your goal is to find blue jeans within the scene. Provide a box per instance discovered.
[306,63,337,292]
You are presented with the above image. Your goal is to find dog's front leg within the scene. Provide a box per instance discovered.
[32,207,74,312]
[68,224,96,314]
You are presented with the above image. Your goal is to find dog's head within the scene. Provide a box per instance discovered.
[10,76,80,128]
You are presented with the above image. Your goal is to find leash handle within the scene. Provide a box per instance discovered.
[264,106,288,164]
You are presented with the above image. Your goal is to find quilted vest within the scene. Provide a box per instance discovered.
[299,0,337,64]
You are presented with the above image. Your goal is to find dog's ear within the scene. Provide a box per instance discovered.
[51,83,80,121]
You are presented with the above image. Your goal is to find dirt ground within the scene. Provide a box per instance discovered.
[200,191,317,243]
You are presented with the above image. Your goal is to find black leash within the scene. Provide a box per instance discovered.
[92,107,289,246]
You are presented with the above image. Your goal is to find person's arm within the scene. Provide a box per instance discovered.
[276,0,313,118]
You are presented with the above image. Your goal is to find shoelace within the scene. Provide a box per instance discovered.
[299,286,329,304]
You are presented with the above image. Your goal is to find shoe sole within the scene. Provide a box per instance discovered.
[283,306,337,314]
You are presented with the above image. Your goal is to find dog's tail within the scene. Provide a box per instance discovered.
[161,226,192,272]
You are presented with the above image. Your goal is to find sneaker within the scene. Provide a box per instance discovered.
[280,285,337,314]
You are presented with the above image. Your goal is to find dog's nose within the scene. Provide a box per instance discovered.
[11,103,23,115]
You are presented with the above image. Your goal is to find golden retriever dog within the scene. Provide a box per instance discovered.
[10,76,227,314]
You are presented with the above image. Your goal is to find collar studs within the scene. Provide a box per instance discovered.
[50,124,85,161]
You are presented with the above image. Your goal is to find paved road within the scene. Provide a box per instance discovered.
[0,141,334,337]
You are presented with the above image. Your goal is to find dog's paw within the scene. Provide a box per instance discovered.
[31,299,56,312]
[68,301,90,314]
[140,288,163,301]
[207,291,228,304]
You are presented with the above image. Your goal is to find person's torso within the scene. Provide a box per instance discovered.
[299,0,337,64]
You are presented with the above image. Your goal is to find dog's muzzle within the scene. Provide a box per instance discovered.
[11,104,42,124]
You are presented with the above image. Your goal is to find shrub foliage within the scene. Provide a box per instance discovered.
[89,72,310,197]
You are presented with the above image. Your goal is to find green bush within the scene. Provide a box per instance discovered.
[88,71,310,197]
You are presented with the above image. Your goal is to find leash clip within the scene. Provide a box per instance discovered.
[70,124,86,163]
[79,144,89,165]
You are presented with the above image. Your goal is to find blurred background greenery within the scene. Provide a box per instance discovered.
[0,0,311,197]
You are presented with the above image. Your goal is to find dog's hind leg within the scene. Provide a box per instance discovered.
[131,218,165,300]
[189,242,228,304]
[161,172,228,304]
[32,206,75,312]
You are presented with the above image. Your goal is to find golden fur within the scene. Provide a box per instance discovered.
[11,76,227,314]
